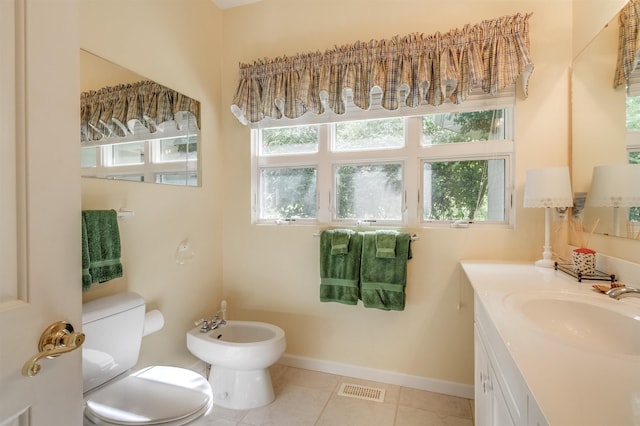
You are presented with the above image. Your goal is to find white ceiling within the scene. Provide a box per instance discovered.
[211,0,262,10]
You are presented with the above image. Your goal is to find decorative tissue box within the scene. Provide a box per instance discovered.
[572,248,596,275]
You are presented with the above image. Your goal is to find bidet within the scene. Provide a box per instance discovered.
[186,320,286,409]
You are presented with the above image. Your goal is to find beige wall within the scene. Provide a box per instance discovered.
[572,0,627,57]
[220,0,572,386]
[80,0,224,368]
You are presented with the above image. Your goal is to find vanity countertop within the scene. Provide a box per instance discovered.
[462,260,640,426]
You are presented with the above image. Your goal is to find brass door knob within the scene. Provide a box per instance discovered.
[22,321,85,377]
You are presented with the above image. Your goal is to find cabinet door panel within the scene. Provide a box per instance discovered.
[493,379,516,426]
[474,327,492,426]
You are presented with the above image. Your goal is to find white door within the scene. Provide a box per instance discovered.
[0,0,82,425]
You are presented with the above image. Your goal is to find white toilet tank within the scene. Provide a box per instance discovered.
[82,292,146,393]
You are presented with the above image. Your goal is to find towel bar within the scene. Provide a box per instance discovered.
[313,232,419,242]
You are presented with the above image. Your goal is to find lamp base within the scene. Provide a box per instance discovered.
[534,258,555,268]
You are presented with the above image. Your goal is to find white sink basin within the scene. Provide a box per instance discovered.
[505,291,640,356]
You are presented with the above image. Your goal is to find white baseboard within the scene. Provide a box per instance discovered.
[278,353,474,399]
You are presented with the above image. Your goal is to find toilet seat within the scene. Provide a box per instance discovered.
[85,366,212,426]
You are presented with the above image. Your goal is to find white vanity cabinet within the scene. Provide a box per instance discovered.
[463,261,640,425]
[474,294,548,426]
[474,326,515,426]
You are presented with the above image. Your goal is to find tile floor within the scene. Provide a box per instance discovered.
[192,364,474,426]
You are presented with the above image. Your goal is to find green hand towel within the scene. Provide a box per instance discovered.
[360,231,412,311]
[375,230,397,258]
[331,229,353,255]
[319,230,362,305]
[81,210,123,290]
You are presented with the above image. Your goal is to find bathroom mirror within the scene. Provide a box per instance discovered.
[571,1,639,239]
[80,49,201,186]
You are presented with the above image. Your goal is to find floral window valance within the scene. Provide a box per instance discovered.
[81,80,200,144]
[231,12,534,125]
[614,0,640,91]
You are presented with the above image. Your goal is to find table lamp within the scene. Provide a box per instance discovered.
[523,166,573,267]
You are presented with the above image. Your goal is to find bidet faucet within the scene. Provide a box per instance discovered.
[195,318,212,332]
[195,301,228,332]
[607,286,640,300]
[210,311,226,330]
[210,301,228,329]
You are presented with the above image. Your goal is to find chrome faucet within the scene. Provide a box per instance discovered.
[209,311,226,330]
[195,301,228,332]
[607,286,640,300]
[195,313,226,332]
[195,318,211,332]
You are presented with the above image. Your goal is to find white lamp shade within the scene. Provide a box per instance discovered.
[523,166,573,208]
[589,164,640,207]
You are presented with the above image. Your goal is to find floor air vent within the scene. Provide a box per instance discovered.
[337,383,386,402]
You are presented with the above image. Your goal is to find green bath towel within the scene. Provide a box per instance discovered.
[81,210,123,290]
[319,230,362,305]
[360,231,412,311]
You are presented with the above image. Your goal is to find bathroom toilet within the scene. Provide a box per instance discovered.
[82,292,212,425]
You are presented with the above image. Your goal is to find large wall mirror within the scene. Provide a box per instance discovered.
[80,50,201,186]
[572,1,640,240]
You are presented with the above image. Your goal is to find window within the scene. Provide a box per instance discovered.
[625,96,640,224]
[81,134,198,186]
[253,99,514,227]
[422,159,506,222]
[335,163,403,221]
[259,167,317,219]
[335,118,404,151]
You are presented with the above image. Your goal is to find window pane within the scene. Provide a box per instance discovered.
[260,167,317,219]
[111,142,144,165]
[156,172,198,186]
[261,125,319,155]
[335,118,404,151]
[157,136,197,163]
[423,159,505,222]
[81,146,97,168]
[629,152,640,223]
[335,163,402,220]
[421,109,506,145]
[627,96,640,130]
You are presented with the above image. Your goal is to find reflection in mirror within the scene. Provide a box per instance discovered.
[572,3,639,240]
[586,164,640,238]
[80,50,201,186]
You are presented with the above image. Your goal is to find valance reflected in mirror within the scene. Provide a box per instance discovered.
[80,50,201,186]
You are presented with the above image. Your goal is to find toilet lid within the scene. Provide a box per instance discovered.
[85,366,211,426]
